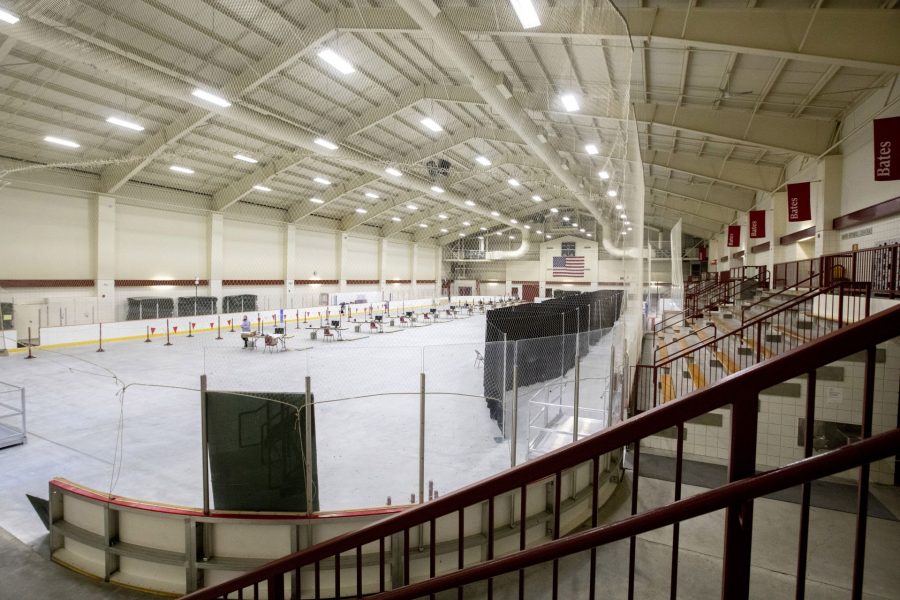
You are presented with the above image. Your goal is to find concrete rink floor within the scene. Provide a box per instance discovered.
[0,310,612,547]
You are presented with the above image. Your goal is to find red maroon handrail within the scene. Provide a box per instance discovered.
[180,304,900,600]
[364,428,900,600]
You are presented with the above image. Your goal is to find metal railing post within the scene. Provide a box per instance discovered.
[304,376,314,515]
[200,375,209,515]
[721,392,759,600]
[419,372,426,506]
[510,344,519,469]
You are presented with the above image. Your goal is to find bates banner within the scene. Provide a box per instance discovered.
[787,182,812,222]
[874,116,900,181]
[727,225,740,247]
[749,210,766,238]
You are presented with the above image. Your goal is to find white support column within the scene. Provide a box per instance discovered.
[410,243,419,299]
[589,239,600,289]
[770,192,787,267]
[284,224,296,309]
[336,232,348,291]
[209,213,224,306]
[815,155,843,257]
[95,195,116,322]
[378,238,388,300]
[434,245,443,300]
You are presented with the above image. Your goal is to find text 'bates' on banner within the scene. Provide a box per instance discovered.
[727,225,740,247]
[874,116,900,181]
[749,210,766,238]
[787,182,811,222]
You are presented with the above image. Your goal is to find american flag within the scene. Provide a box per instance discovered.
[552,255,585,277]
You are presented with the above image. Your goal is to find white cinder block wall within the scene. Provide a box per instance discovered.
[0,184,445,327]
[665,82,900,483]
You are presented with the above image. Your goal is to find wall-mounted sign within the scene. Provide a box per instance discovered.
[874,116,900,181]
[787,182,811,221]
[727,225,740,247]
[749,210,766,238]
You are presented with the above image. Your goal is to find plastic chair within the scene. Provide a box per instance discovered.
[323,327,334,342]
[399,316,408,326]
[474,349,484,368]
[370,321,378,332]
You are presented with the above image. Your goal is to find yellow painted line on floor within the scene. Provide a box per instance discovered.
[687,363,705,388]
[660,374,676,403]
[715,350,739,375]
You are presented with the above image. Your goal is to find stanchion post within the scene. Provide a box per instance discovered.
[216,316,222,340]
[145,325,152,343]
[200,374,210,515]
[25,327,35,359]
[187,322,194,338]
[164,319,172,346]
[296,310,300,329]
[97,323,105,353]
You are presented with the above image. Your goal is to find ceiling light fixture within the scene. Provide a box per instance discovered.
[365,192,379,199]
[464,199,476,206]
[628,227,633,231]
[491,211,500,216]
[233,154,258,163]
[169,165,194,174]
[620,213,627,219]
[599,170,610,180]
[313,177,331,185]
[355,208,367,214]
[536,230,542,234]
[524,225,531,230]
[407,204,418,210]
[550,208,559,213]
[510,0,541,29]
[562,216,570,221]
[560,93,579,112]
[106,116,144,131]
[44,135,79,148]
[459,233,466,237]
[253,185,272,192]
[462,221,471,226]
[531,195,542,202]
[579,228,585,233]
[309,197,324,204]
[419,223,428,228]
[314,138,338,150]
[607,190,618,197]
[475,156,491,166]
[586,233,592,237]
[385,167,402,177]
[0,8,20,23]
[191,89,230,107]
[585,143,599,155]
[615,203,623,210]
[508,178,520,187]
[438,213,448,219]
[480,227,487,231]
[391,216,402,222]
[510,219,518,224]
[546,234,552,239]
[317,48,355,74]
[420,117,443,132]
[509,235,516,240]
[430,185,444,194]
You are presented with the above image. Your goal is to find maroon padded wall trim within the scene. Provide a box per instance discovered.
[832,195,900,230]
[750,242,771,254]
[116,279,208,287]
[779,226,816,246]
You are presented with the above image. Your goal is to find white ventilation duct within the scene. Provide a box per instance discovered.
[397,0,627,256]
[485,237,531,261]
[2,14,528,245]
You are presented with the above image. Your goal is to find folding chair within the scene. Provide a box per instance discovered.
[474,349,484,368]
[323,327,335,342]
[264,334,278,353]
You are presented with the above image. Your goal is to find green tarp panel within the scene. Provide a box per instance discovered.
[205,391,318,512]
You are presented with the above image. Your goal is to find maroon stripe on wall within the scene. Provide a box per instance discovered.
[116,279,208,287]
[779,226,816,246]
[0,279,94,288]
[750,242,771,254]
[223,279,283,286]
[416,280,436,284]
[346,279,380,285]
[294,279,339,285]
[832,195,900,230]
[732,251,745,259]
